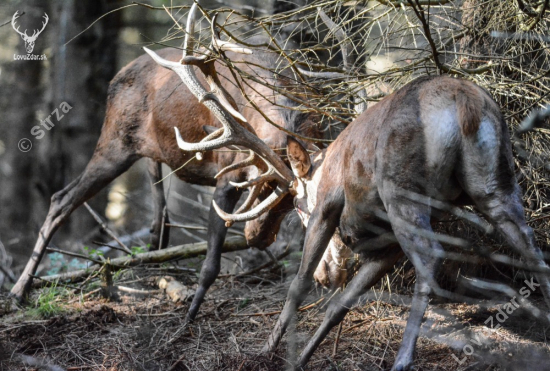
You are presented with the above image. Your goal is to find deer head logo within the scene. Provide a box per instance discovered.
[12,11,49,54]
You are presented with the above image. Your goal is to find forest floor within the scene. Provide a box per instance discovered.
[1,264,550,371]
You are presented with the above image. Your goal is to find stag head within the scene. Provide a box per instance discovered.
[144,4,295,229]
[12,11,49,54]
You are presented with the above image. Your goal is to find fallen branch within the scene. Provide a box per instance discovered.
[46,247,103,265]
[32,236,247,288]
[117,285,161,295]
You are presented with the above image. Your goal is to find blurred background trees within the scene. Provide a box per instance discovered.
[1,0,125,267]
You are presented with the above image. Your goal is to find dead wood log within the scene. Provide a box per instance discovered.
[32,236,247,288]
[158,276,191,302]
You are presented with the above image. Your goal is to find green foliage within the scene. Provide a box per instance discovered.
[131,245,146,256]
[30,284,67,318]
[83,246,104,260]
[47,252,87,276]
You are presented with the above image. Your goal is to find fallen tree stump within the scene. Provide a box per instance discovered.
[32,236,247,288]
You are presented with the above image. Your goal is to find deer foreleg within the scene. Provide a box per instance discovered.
[262,197,343,354]
[148,160,170,249]
[297,246,403,368]
[186,182,242,322]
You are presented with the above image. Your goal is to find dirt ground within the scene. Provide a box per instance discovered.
[1,263,550,371]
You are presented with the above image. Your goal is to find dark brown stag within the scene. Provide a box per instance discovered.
[205,75,550,369]
[10,4,323,323]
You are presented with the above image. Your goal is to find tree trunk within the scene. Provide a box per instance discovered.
[35,0,121,246]
[0,1,46,262]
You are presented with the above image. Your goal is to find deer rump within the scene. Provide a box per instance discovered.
[294,75,500,290]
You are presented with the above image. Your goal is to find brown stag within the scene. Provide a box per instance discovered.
[10,4,324,324]
[195,72,550,369]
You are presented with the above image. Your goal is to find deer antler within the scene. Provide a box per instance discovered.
[11,12,48,41]
[11,11,27,38]
[30,13,48,39]
[298,8,367,114]
[144,3,294,226]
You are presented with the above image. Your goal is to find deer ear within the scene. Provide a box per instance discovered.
[287,136,311,178]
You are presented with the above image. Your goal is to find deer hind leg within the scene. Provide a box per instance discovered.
[186,181,242,322]
[467,187,550,308]
[382,199,443,371]
[458,127,550,309]
[147,159,170,249]
[297,246,403,369]
[10,144,137,302]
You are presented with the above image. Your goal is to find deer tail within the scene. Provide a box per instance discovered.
[456,86,483,136]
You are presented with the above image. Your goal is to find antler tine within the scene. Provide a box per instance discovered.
[39,13,48,31]
[318,9,354,71]
[318,8,367,114]
[210,13,253,55]
[229,165,282,189]
[201,127,225,143]
[233,184,262,214]
[201,13,249,123]
[144,3,239,154]
[198,60,248,123]
[213,186,288,225]
[174,126,231,153]
[146,43,291,178]
[215,150,257,179]
[12,11,26,37]
[183,2,198,55]
[194,127,224,161]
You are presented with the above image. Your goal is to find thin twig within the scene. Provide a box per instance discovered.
[332,321,343,358]
[46,247,103,265]
[84,202,131,254]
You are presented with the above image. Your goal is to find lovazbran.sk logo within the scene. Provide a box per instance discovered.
[12,11,48,60]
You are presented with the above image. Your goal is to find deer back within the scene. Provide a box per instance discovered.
[311,75,514,243]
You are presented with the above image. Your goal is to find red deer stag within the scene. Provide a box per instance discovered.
[207,75,550,370]
[11,4,323,324]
